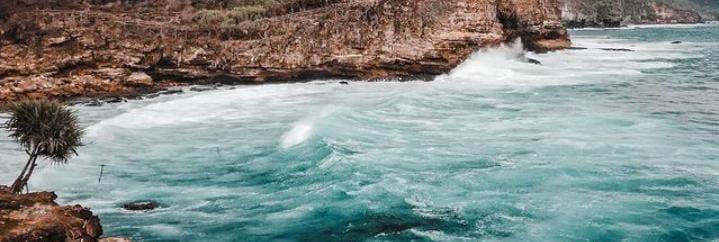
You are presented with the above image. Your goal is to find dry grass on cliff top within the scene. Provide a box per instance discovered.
[190,0,342,27]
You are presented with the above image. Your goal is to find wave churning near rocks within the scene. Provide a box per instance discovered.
[7,27,719,241]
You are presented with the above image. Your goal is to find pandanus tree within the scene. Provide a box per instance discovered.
[4,100,83,194]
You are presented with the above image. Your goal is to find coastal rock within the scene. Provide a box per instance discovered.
[125,72,154,87]
[560,0,708,28]
[122,201,158,211]
[600,48,635,52]
[0,0,571,102]
[0,187,105,242]
[189,85,217,92]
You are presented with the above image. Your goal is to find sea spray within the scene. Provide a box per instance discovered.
[281,107,343,148]
[3,25,718,241]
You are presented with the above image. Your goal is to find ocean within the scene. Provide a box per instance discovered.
[1,24,718,241]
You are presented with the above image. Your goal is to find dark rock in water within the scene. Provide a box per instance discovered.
[86,100,104,107]
[144,93,160,99]
[602,19,622,28]
[103,96,126,103]
[525,58,542,65]
[339,81,350,85]
[159,88,184,95]
[563,19,623,29]
[599,48,634,52]
[568,47,588,50]
[122,201,158,211]
[68,97,95,106]
[671,41,683,44]
[189,85,217,92]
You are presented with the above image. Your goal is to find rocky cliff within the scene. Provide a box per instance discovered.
[0,0,570,102]
[560,0,714,28]
[0,187,104,242]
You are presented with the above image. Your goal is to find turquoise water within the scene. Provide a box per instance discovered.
[1,24,719,241]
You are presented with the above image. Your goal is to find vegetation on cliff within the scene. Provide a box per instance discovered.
[4,100,83,194]
[0,100,103,241]
[0,0,570,103]
[560,0,717,27]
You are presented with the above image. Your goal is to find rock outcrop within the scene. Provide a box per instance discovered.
[0,187,104,242]
[560,0,711,28]
[0,0,570,102]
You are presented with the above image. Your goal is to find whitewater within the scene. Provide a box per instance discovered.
[1,25,718,241]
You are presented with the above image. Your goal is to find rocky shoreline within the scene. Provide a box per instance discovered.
[560,0,709,28]
[0,0,571,103]
[0,186,129,242]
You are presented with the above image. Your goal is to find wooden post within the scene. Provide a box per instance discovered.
[98,164,106,183]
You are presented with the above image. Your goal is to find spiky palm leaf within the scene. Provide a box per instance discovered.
[4,100,83,163]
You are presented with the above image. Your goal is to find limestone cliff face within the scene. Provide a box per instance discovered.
[0,0,570,102]
[559,0,709,28]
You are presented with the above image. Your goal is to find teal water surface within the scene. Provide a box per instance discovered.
[1,24,719,241]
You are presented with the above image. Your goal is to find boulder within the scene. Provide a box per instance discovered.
[0,189,105,242]
[124,72,153,87]
[122,201,158,211]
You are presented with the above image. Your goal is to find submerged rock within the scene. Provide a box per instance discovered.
[189,85,217,92]
[339,81,350,85]
[122,201,158,211]
[103,96,127,103]
[159,88,184,95]
[600,48,635,52]
[671,41,683,44]
[525,58,542,65]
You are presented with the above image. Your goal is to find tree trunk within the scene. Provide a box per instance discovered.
[10,146,38,194]
[19,155,39,193]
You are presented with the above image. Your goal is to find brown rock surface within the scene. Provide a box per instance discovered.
[560,0,705,28]
[0,187,105,242]
[0,0,570,102]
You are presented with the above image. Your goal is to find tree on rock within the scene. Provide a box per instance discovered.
[3,100,83,194]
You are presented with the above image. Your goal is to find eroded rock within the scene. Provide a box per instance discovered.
[125,72,154,87]
[0,187,105,242]
[0,0,571,103]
